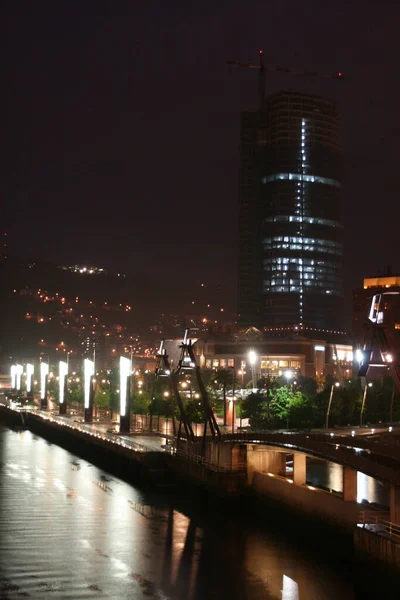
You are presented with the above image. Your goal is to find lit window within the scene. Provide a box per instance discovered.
[395,323,400,330]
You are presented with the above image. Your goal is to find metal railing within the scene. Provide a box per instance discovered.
[358,511,400,543]
[29,410,150,453]
[174,447,247,472]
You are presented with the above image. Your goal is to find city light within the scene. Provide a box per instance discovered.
[16,364,23,391]
[119,356,131,417]
[84,359,94,409]
[40,362,49,401]
[248,350,256,365]
[26,363,34,393]
[355,348,363,364]
[284,370,293,380]
[59,361,68,405]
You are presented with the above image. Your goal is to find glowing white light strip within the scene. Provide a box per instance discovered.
[11,365,17,389]
[26,363,34,393]
[120,356,131,417]
[262,173,341,188]
[59,361,68,404]
[15,364,23,391]
[368,294,378,323]
[84,359,94,409]
[40,362,49,400]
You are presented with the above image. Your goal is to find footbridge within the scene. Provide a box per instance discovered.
[190,430,400,529]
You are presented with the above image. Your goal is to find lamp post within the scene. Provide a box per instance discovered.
[360,382,373,427]
[325,382,340,429]
[284,370,293,388]
[231,366,236,433]
[248,350,257,389]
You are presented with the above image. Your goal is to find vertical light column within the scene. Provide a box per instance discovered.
[59,361,68,415]
[119,356,132,434]
[10,365,17,390]
[16,364,23,391]
[40,362,49,409]
[298,118,307,325]
[26,363,34,395]
[84,358,94,422]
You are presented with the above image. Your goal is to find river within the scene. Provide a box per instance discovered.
[0,424,385,599]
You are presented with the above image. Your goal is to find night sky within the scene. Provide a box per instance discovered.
[3,1,400,320]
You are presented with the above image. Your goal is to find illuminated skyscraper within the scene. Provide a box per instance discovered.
[238,91,344,332]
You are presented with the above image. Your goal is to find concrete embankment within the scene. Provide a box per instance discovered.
[0,406,246,498]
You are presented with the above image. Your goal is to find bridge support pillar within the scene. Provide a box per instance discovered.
[390,485,400,525]
[343,466,357,502]
[247,447,286,483]
[293,453,306,486]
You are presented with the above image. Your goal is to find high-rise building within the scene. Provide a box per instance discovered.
[238,91,344,333]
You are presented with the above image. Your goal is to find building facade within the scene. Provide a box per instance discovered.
[194,329,352,386]
[238,91,344,331]
[353,275,400,361]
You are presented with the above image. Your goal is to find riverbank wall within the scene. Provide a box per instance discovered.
[0,406,246,499]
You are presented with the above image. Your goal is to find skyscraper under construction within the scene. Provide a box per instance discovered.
[238,90,344,333]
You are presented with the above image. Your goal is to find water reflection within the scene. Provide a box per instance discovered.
[307,458,389,506]
[0,425,362,599]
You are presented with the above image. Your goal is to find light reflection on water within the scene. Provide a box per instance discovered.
[0,425,360,599]
[306,457,389,506]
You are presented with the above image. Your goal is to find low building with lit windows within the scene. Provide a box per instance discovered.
[194,327,352,385]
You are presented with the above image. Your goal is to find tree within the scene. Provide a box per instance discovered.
[185,398,205,424]
[287,391,314,429]
[241,392,270,428]
[269,387,292,427]
[131,392,150,415]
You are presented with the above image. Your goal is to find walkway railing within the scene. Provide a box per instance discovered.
[358,511,400,544]
[174,448,247,472]
[31,411,150,453]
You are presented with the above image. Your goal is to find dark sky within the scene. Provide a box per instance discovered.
[3,1,400,319]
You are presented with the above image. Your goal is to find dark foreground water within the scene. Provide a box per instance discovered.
[0,425,387,599]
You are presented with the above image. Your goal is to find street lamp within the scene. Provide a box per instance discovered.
[248,350,257,389]
[325,382,340,429]
[284,370,293,386]
[360,382,373,427]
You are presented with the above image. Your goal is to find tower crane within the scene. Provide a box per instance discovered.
[227,50,344,107]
